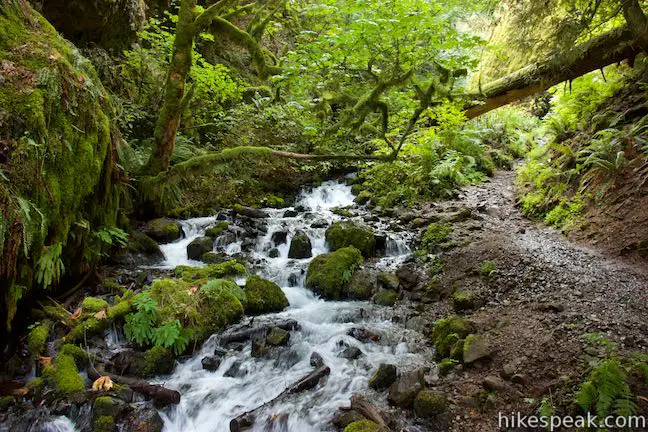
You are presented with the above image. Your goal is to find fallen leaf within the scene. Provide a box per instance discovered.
[39,356,52,367]
[70,308,82,320]
[94,310,107,320]
[12,387,28,397]
[187,286,198,296]
[92,376,113,391]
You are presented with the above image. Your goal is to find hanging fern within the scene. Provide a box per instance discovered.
[35,243,65,289]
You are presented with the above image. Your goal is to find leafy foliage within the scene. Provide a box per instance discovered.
[576,358,636,419]
[35,243,64,289]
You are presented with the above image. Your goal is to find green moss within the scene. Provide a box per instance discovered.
[0,1,121,333]
[93,415,116,432]
[26,377,45,394]
[372,290,399,306]
[82,296,109,313]
[451,291,475,311]
[343,420,381,432]
[431,315,473,360]
[332,206,355,218]
[43,353,85,394]
[243,276,289,314]
[305,247,363,299]
[126,231,162,255]
[413,390,448,418]
[0,396,15,410]
[205,221,229,238]
[27,322,50,356]
[145,218,182,242]
[438,358,458,376]
[421,223,453,251]
[325,222,376,257]
[354,190,373,205]
[174,260,246,282]
[478,260,497,277]
[107,298,132,320]
[61,343,90,367]
[66,316,108,342]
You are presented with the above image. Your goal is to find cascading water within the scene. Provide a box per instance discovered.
[153,180,430,431]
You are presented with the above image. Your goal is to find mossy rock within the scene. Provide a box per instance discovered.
[372,290,399,306]
[43,353,85,394]
[0,1,122,334]
[377,272,399,290]
[93,415,116,432]
[110,346,174,377]
[107,297,132,320]
[66,316,109,342]
[243,276,288,315]
[463,334,492,364]
[92,396,127,432]
[288,230,312,259]
[438,358,458,376]
[346,270,377,300]
[450,291,475,311]
[187,236,214,261]
[413,390,448,418]
[205,221,229,238]
[420,223,453,251]
[431,315,474,360]
[27,321,50,356]
[174,260,246,282]
[82,296,109,313]
[369,363,397,391]
[61,343,91,367]
[0,396,15,410]
[144,218,182,243]
[354,190,372,205]
[325,222,376,257]
[143,278,245,345]
[114,231,164,266]
[343,420,382,432]
[305,247,363,299]
[202,251,228,264]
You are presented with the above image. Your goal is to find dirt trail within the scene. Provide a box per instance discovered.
[414,170,648,431]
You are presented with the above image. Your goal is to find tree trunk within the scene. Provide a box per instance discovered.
[465,23,646,119]
[144,0,197,175]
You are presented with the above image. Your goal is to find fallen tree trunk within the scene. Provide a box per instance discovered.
[350,394,391,430]
[465,24,646,119]
[229,365,331,431]
[88,366,180,406]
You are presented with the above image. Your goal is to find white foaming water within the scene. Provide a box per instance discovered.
[158,216,219,268]
[154,180,425,431]
[35,416,77,432]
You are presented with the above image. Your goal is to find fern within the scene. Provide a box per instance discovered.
[576,358,636,419]
[124,293,158,346]
[35,242,64,289]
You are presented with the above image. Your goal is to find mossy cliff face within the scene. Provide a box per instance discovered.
[0,0,121,334]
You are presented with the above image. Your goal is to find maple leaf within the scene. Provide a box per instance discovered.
[92,376,113,391]
[94,310,107,320]
[39,356,52,367]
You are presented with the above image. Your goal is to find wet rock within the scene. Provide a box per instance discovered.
[325,222,376,257]
[451,291,476,311]
[214,347,228,357]
[347,327,381,343]
[224,360,247,378]
[187,236,213,260]
[374,234,388,254]
[413,390,447,418]
[111,231,164,266]
[251,336,266,358]
[123,407,164,432]
[93,395,128,425]
[346,269,377,300]
[109,348,174,378]
[271,231,288,246]
[396,264,420,290]
[288,230,313,258]
[268,248,280,258]
[201,356,222,371]
[369,363,397,391]
[332,409,365,429]
[244,276,289,314]
[463,335,492,364]
[311,219,328,228]
[340,345,363,360]
[143,218,182,243]
[372,290,399,306]
[310,352,324,368]
[448,207,473,222]
[266,327,290,346]
[233,205,268,219]
[205,221,229,238]
[388,368,426,408]
[283,209,299,217]
[354,190,372,205]
[378,272,400,290]
[305,247,363,299]
[406,316,428,333]
[483,375,509,392]
[288,273,299,287]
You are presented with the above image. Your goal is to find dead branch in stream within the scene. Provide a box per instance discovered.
[88,365,180,406]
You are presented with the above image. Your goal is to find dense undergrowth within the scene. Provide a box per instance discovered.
[516,62,648,231]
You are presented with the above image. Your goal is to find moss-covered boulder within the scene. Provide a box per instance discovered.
[369,363,397,391]
[187,236,213,260]
[413,390,448,418]
[325,222,376,257]
[305,247,363,299]
[288,230,312,259]
[205,221,229,238]
[0,1,122,337]
[354,190,373,205]
[450,291,476,311]
[463,334,492,364]
[110,346,175,377]
[43,352,85,395]
[112,231,164,266]
[243,276,289,315]
[431,316,474,360]
[347,270,377,300]
[372,290,399,306]
[144,218,182,243]
[82,296,109,313]
[27,321,50,356]
[343,420,381,432]
[174,260,246,283]
[92,396,128,432]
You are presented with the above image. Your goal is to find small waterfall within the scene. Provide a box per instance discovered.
[32,416,77,432]
[153,180,427,431]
